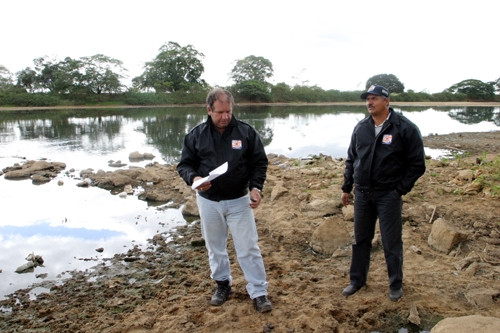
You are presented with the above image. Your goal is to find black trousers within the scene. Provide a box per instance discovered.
[350,188,403,290]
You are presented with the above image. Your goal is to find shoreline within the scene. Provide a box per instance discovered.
[1,101,500,111]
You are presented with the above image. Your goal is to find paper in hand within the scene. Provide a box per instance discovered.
[191,162,228,190]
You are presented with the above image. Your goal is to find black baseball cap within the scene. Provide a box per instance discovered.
[360,85,390,99]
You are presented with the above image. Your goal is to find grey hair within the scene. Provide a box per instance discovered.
[206,88,234,111]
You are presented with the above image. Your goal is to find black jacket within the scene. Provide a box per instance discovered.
[177,115,268,201]
[341,108,426,195]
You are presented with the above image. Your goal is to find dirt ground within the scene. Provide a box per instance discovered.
[1,130,499,333]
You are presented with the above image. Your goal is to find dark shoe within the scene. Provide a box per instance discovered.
[253,295,272,313]
[389,288,403,301]
[342,284,363,296]
[211,280,232,306]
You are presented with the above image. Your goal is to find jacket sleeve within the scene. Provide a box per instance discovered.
[177,132,200,187]
[341,130,356,193]
[247,128,268,191]
[396,124,426,195]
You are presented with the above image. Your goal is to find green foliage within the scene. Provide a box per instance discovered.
[446,79,495,100]
[366,74,405,93]
[0,91,63,106]
[133,42,206,93]
[79,54,126,94]
[230,55,273,84]
[1,45,499,106]
[271,82,294,102]
[123,89,206,105]
[232,80,272,102]
[291,85,327,102]
[33,56,83,94]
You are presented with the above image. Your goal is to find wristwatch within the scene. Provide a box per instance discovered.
[252,187,261,193]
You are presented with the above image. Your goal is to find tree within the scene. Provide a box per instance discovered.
[0,65,13,90]
[33,56,83,94]
[446,79,495,100]
[489,77,500,94]
[80,54,126,94]
[133,42,206,93]
[233,80,271,102]
[230,55,273,84]
[16,67,39,93]
[366,74,404,94]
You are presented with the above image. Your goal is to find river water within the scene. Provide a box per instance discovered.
[0,104,498,299]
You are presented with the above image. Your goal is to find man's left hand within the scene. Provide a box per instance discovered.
[249,188,262,208]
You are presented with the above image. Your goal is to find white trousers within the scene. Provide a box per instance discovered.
[196,193,268,299]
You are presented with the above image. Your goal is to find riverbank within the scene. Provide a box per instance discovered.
[1,101,500,111]
[1,131,499,332]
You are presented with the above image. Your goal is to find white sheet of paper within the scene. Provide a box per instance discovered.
[191,161,228,190]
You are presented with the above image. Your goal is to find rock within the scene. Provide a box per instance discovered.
[129,151,156,161]
[129,151,144,160]
[299,199,337,218]
[454,253,480,271]
[108,160,127,168]
[342,205,354,221]
[431,315,500,333]
[15,253,44,273]
[31,174,51,184]
[310,217,351,255]
[270,181,288,201]
[455,169,475,182]
[465,288,500,308]
[463,182,482,195]
[409,245,422,254]
[124,184,134,194]
[181,196,199,217]
[407,303,421,325]
[427,218,468,254]
[3,160,66,182]
[143,153,155,160]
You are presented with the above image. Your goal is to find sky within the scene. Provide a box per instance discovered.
[2,0,499,94]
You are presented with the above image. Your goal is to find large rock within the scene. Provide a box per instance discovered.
[299,199,337,218]
[431,315,500,332]
[310,217,351,255]
[428,218,468,254]
[3,160,66,183]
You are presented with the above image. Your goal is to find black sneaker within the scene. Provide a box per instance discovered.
[253,295,272,313]
[210,280,232,306]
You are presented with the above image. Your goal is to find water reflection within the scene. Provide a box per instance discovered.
[449,107,500,126]
[0,105,498,299]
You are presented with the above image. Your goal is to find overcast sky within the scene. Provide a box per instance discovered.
[2,0,498,93]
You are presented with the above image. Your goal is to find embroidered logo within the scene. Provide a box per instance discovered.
[382,134,393,144]
[232,140,242,150]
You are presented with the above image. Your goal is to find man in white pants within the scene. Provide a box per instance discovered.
[177,88,271,313]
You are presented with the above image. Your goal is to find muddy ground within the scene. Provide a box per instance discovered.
[1,130,499,333]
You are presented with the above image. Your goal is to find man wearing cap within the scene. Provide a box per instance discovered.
[340,85,426,301]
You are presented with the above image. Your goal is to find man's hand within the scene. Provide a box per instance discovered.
[193,176,211,192]
[341,192,351,207]
[249,188,262,209]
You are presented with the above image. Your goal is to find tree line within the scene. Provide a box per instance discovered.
[0,41,499,107]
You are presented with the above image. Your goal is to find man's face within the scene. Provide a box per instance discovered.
[208,97,232,131]
[365,94,389,116]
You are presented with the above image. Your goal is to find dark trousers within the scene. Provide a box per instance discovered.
[350,188,403,290]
